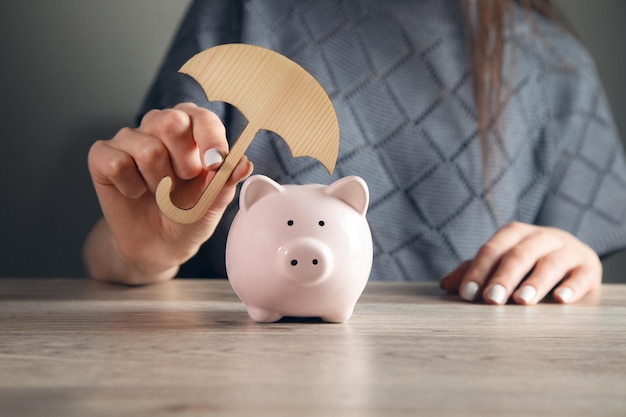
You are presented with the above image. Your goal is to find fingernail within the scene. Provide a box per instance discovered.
[460,281,480,301]
[238,161,254,183]
[203,148,224,169]
[555,287,574,303]
[517,285,537,304]
[486,284,507,305]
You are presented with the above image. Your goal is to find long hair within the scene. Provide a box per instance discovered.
[463,0,570,185]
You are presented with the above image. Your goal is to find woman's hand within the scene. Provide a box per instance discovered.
[440,222,602,305]
[83,103,252,285]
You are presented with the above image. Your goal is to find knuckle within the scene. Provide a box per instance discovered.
[138,109,157,126]
[536,253,562,273]
[138,141,169,165]
[142,108,161,120]
[113,126,136,140]
[477,240,501,261]
[530,228,548,239]
[88,140,128,177]
[202,110,226,136]
[173,101,198,111]
[526,227,571,251]
[106,153,135,180]
[157,109,190,136]
[87,140,106,168]
[504,246,530,266]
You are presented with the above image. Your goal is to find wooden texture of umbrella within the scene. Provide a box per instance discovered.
[155,44,340,224]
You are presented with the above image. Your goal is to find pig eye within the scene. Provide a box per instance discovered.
[318,220,325,227]
[287,220,294,226]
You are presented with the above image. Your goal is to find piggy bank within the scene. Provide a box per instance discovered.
[225,175,373,323]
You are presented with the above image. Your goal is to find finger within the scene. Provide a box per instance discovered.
[439,260,471,293]
[109,128,175,193]
[482,229,565,305]
[459,222,535,301]
[175,102,230,170]
[553,256,602,304]
[139,107,203,180]
[88,139,148,199]
[510,246,580,305]
[171,154,253,207]
[186,158,254,233]
[205,157,253,212]
[230,157,254,185]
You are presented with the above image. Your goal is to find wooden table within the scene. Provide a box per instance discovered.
[1,279,624,417]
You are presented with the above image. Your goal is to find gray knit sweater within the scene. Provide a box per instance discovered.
[140,0,626,281]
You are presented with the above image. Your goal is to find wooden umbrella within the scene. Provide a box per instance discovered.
[155,43,340,224]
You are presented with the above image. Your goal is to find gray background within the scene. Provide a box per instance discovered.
[0,0,624,281]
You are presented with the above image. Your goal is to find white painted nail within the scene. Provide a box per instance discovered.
[203,148,224,169]
[518,285,537,304]
[460,281,480,301]
[555,287,574,303]
[486,284,507,305]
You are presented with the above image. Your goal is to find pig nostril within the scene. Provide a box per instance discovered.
[312,259,318,265]
[290,259,298,266]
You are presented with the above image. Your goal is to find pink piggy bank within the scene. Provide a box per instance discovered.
[225,175,373,323]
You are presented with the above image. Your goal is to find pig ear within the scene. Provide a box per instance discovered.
[239,175,284,212]
[325,176,369,216]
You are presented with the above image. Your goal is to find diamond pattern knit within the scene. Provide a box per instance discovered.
[140,0,626,281]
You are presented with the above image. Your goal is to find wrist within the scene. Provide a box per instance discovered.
[83,218,181,285]
[110,238,181,285]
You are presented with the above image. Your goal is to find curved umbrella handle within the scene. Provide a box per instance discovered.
[155,123,257,224]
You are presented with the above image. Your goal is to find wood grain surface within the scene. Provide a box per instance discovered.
[0,278,624,417]
[155,44,339,224]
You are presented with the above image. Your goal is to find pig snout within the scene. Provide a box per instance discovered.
[279,238,333,285]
